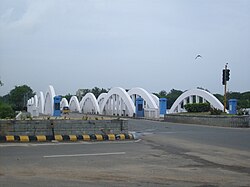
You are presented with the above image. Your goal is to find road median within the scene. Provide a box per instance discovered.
[0,133,134,142]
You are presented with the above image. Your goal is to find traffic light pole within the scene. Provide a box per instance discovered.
[223,63,228,113]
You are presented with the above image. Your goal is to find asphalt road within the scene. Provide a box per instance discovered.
[0,119,250,187]
[128,119,250,151]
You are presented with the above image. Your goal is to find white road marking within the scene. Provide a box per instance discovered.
[43,152,126,158]
[0,143,30,147]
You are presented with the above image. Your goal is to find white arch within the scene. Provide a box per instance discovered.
[151,94,159,107]
[128,87,158,109]
[37,91,44,114]
[97,93,107,107]
[80,93,100,114]
[30,97,34,105]
[60,98,69,110]
[69,96,81,112]
[33,95,38,107]
[30,95,39,117]
[27,99,31,105]
[169,89,225,113]
[44,85,56,115]
[27,98,33,114]
[100,87,135,117]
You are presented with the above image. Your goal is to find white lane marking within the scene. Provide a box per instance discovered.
[43,152,126,158]
[0,143,30,147]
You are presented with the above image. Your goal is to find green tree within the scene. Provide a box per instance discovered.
[76,87,108,100]
[77,89,91,99]
[214,93,223,104]
[240,91,250,108]
[166,89,183,109]
[0,102,14,118]
[227,92,241,100]
[91,87,108,98]
[8,85,35,111]
[0,95,10,108]
[215,91,250,109]
[159,90,167,98]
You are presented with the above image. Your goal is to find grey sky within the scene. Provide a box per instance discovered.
[0,0,249,96]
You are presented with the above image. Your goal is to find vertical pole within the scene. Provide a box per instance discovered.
[223,63,228,113]
[51,120,55,140]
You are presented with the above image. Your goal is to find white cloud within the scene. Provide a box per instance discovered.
[0,0,55,35]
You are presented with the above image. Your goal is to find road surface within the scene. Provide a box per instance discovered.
[0,119,250,186]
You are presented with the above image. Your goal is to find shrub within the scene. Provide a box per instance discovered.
[184,103,211,113]
[210,108,222,115]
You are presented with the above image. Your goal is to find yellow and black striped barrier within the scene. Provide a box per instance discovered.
[0,133,134,142]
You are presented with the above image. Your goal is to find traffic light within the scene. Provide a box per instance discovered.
[226,69,230,81]
[222,69,226,85]
[222,69,230,85]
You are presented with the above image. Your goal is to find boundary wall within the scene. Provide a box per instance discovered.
[164,114,250,127]
[0,119,128,136]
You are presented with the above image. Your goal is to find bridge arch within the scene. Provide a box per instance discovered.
[60,98,69,110]
[69,96,81,112]
[27,97,34,114]
[33,95,38,107]
[100,87,135,117]
[80,93,100,114]
[128,87,158,109]
[151,94,159,107]
[97,93,107,107]
[169,89,224,113]
[44,85,56,115]
[37,91,45,114]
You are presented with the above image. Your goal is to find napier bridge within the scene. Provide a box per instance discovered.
[27,85,225,118]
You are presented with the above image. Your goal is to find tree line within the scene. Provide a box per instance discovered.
[0,85,35,118]
[0,85,249,119]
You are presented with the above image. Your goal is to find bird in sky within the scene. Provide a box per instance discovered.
[195,54,202,59]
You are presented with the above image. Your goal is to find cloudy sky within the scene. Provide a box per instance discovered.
[0,0,249,96]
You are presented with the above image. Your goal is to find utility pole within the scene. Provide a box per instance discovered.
[222,63,230,113]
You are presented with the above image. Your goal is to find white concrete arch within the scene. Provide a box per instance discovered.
[97,93,107,107]
[27,98,33,114]
[60,98,69,110]
[169,89,224,113]
[100,87,135,117]
[30,97,34,105]
[44,85,56,115]
[27,99,31,105]
[34,95,38,107]
[69,96,81,112]
[128,87,158,109]
[31,95,39,117]
[80,93,100,114]
[37,91,45,114]
[151,94,159,107]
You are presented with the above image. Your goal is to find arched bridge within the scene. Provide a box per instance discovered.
[27,85,226,118]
